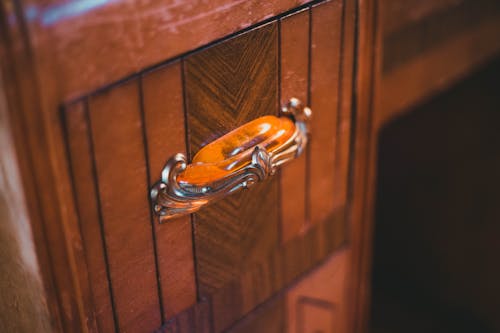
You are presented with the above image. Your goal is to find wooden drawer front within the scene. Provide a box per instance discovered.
[63,1,351,332]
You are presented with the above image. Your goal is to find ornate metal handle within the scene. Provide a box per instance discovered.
[150,98,311,222]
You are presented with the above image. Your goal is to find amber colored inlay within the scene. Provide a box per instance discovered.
[177,115,295,186]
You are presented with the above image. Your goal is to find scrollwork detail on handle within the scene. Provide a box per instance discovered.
[150,98,311,222]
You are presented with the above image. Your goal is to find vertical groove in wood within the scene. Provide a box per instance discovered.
[62,102,99,333]
[184,22,280,332]
[305,5,313,227]
[142,62,197,320]
[138,75,165,324]
[309,0,344,225]
[279,9,310,243]
[335,0,354,217]
[286,249,349,333]
[154,207,346,333]
[65,101,117,333]
[88,80,161,332]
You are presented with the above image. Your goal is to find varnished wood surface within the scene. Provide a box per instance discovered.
[20,0,324,100]
[287,249,349,333]
[381,0,466,35]
[57,4,353,331]
[184,22,281,331]
[65,102,115,333]
[349,1,500,332]
[347,0,379,332]
[1,1,86,329]
[280,9,309,243]
[88,81,162,332]
[2,2,356,330]
[377,0,500,125]
[0,72,52,333]
[155,209,346,333]
[229,248,349,333]
[227,297,285,333]
[309,0,344,224]
[142,62,197,319]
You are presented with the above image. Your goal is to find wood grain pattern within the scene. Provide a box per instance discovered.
[88,80,161,332]
[381,0,469,35]
[184,22,280,301]
[227,297,285,333]
[0,71,52,333]
[279,9,310,242]
[154,207,346,333]
[55,9,352,331]
[348,0,379,331]
[1,1,89,330]
[379,13,500,126]
[375,0,500,126]
[287,249,348,333]
[142,62,197,319]
[334,0,355,213]
[383,0,500,73]
[309,0,344,225]
[155,300,211,333]
[348,2,500,332]
[22,0,320,100]
[65,102,116,333]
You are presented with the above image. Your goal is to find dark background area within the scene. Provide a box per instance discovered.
[371,58,500,333]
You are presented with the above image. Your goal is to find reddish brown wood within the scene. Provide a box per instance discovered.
[88,80,161,332]
[379,16,500,126]
[24,0,318,100]
[141,62,197,319]
[333,0,355,211]
[65,102,115,333]
[157,299,211,333]
[1,1,89,330]
[184,23,280,329]
[287,249,349,333]
[0,74,52,332]
[279,8,310,243]
[227,298,285,333]
[155,207,346,333]
[381,0,462,34]
[348,0,379,332]
[309,0,344,225]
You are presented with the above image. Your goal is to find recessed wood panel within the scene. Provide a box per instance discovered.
[309,0,344,225]
[184,22,280,330]
[88,80,161,332]
[142,62,197,319]
[280,9,310,243]
[287,249,348,333]
[65,102,116,333]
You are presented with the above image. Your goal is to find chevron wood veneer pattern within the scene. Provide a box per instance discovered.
[155,207,346,333]
[184,20,280,322]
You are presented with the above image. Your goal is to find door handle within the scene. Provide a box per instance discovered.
[150,98,311,222]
